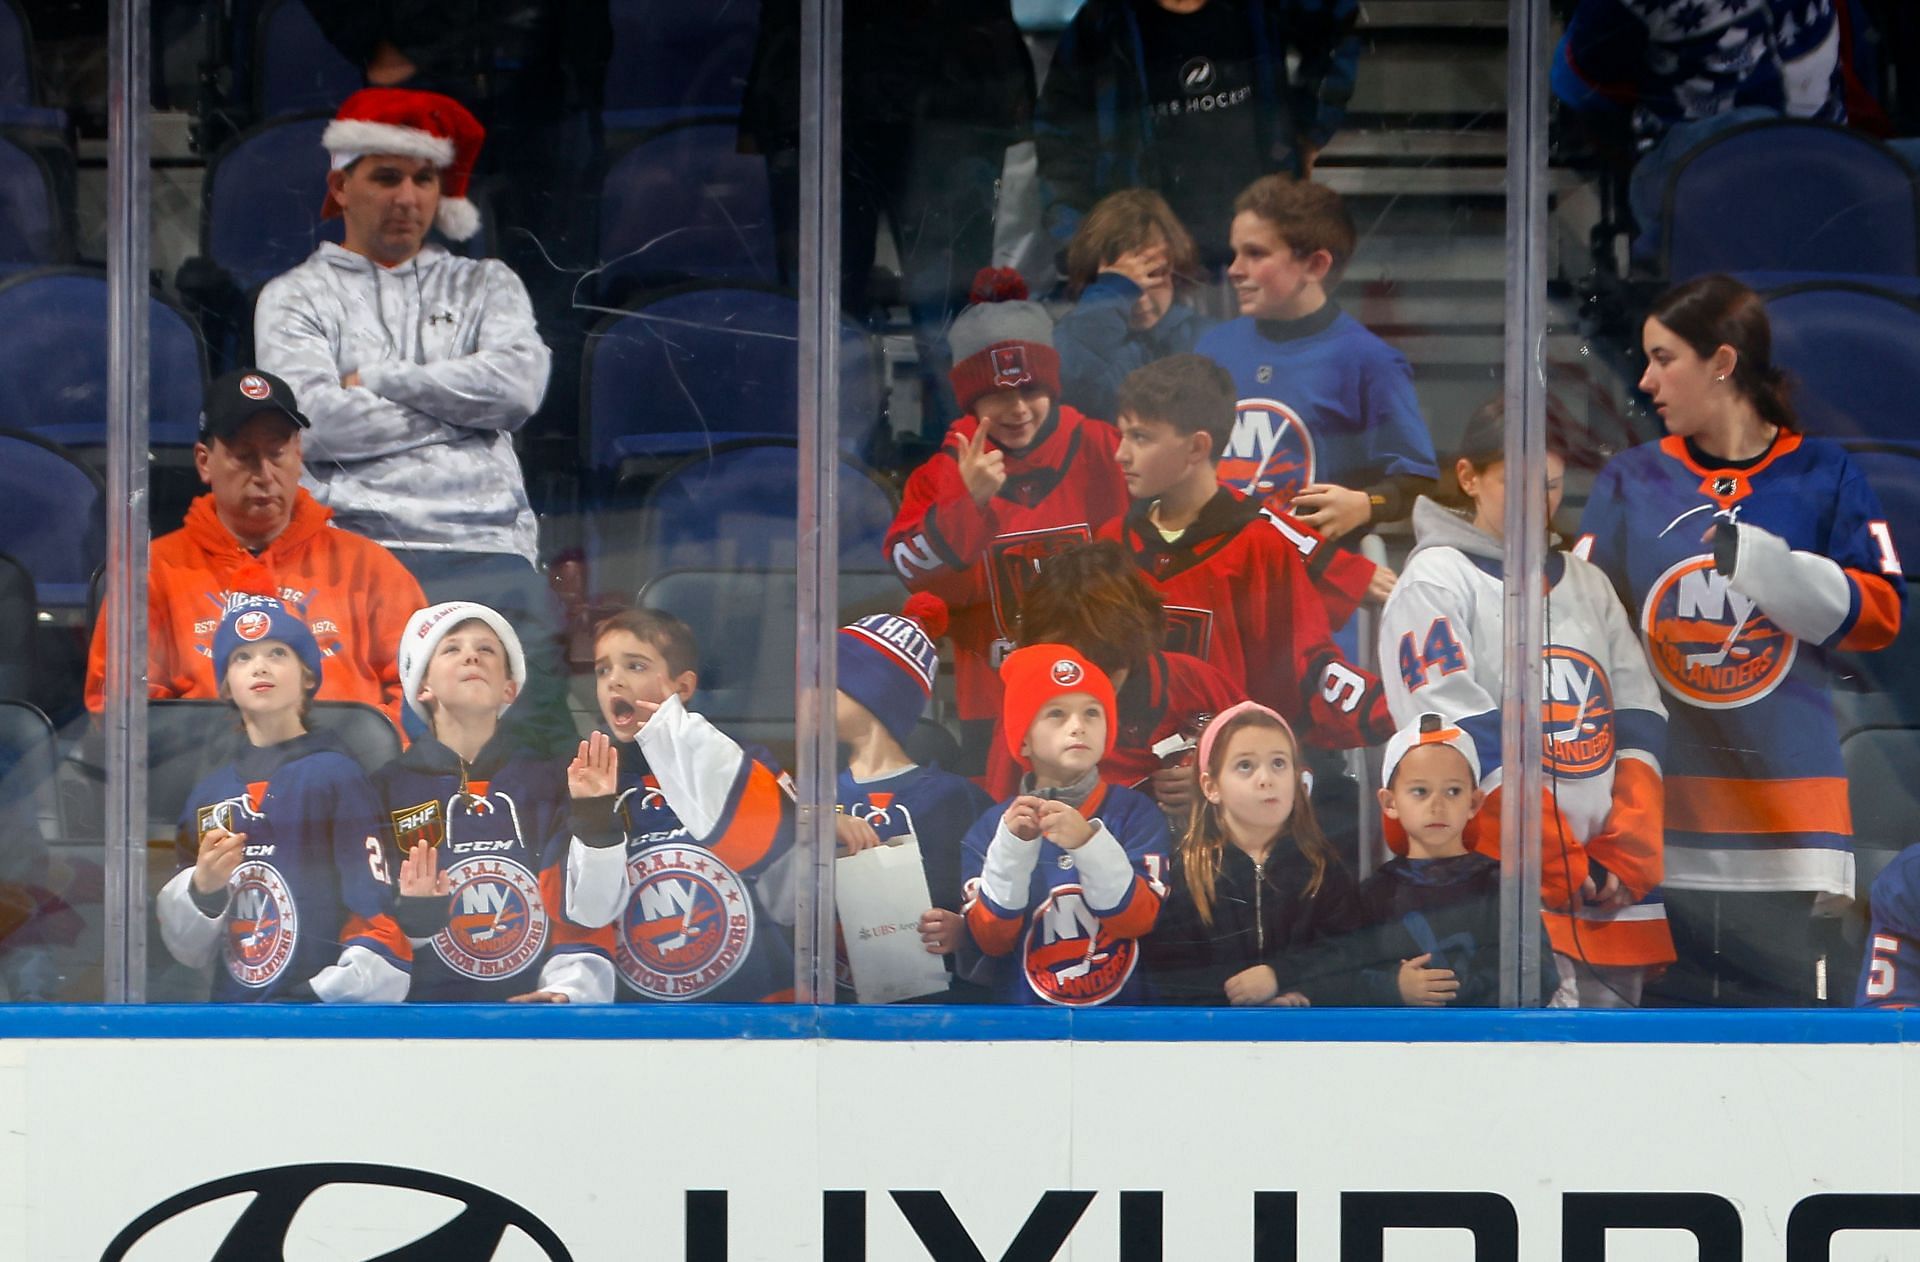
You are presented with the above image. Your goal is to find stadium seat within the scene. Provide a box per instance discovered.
[581,284,881,476]
[0,552,31,702]
[0,430,103,612]
[1764,283,1920,448]
[0,268,208,449]
[193,112,340,296]
[144,699,399,836]
[0,0,68,130]
[602,0,758,130]
[1663,120,1920,281]
[252,0,360,120]
[594,120,777,299]
[0,129,67,274]
[0,698,59,842]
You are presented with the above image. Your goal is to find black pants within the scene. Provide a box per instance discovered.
[1648,889,1823,1007]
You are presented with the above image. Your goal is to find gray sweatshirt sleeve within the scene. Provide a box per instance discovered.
[356,261,551,433]
[255,273,462,464]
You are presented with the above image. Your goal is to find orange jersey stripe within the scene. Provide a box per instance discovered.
[1840,570,1903,652]
[1544,910,1676,967]
[342,913,412,963]
[540,864,617,952]
[1096,880,1163,940]
[708,763,786,873]
[1666,775,1851,836]
[1581,756,1664,897]
[967,900,1025,957]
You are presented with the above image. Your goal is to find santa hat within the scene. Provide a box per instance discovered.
[999,644,1116,770]
[838,594,947,746]
[947,267,1061,415]
[321,88,486,242]
[398,601,527,723]
[1381,712,1482,789]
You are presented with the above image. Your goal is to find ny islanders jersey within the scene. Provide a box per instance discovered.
[962,781,1170,1006]
[159,732,409,1002]
[1382,498,1673,965]
[1195,307,1438,507]
[375,734,617,1001]
[1859,845,1920,1007]
[603,734,796,1003]
[1577,433,1905,895]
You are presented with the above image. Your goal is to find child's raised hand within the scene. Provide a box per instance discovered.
[1003,795,1046,841]
[1397,953,1460,1007]
[836,813,883,856]
[1290,482,1373,541]
[191,826,246,896]
[918,907,963,955]
[957,423,1008,508]
[1037,799,1094,850]
[1224,963,1281,1006]
[399,842,450,899]
[567,730,619,799]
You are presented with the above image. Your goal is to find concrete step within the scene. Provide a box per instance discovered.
[1350,44,1505,114]
[1319,128,1507,162]
[1359,0,1508,30]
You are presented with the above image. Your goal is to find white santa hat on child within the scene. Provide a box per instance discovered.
[398,601,527,723]
[321,87,485,242]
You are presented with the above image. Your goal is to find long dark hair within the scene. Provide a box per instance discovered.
[1645,274,1797,432]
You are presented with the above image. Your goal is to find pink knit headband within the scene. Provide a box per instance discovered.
[1196,700,1297,772]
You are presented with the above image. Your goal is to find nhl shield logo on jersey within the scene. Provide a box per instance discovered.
[990,345,1031,388]
[1217,397,1316,505]
[226,861,298,988]
[618,843,753,1000]
[1022,885,1138,1006]
[434,856,548,981]
[1641,556,1796,710]
[389,799,445,852]
[1542,646,1615,778]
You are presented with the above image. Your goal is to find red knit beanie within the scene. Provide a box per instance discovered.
[1000,644,1117,770]
[947,267,1062,414]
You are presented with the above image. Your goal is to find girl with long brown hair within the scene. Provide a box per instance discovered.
[1143,701,1360,1005]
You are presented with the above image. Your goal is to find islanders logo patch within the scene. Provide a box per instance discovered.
[1542,646,1615,779]
[433,856,548,981]
[1022,885,1138,1007]
[226,861,297,989]
[1216,397,1317,506]
[618,843,753,1000]
[1641,556,1796,710]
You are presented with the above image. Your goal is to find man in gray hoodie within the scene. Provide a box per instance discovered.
[256,87,564,748]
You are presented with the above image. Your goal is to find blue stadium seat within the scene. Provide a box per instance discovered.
[595,120,776,298]
[0,430,103,611]
[1765,283,1920,448]
[0,552,31,702]
[198,112,341,294]
[602,0,758,130]
[0,1,68,130]
[1663,120,1920,281]
[0,129,65,274]
[582,284,881,476]
[0,698,59,842]
[0,268,208,449]
[253,0,360,119]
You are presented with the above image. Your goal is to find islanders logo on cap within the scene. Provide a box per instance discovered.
[1050,658,1084,687]
[1542,646,1615,778]
[617,843,753,1001]
[991,346,1031,388]
[1641,556,1795,710]
[233,610,272,642]
[1216,397,1317,506]
[238,374,273,400]
[1022,886,1137,1007]
[226,861,298,989]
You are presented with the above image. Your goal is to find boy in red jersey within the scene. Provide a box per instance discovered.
[886,267,1131,772]
[1101,353,1393,750]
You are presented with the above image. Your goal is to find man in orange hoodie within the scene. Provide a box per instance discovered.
[85,369,425,731]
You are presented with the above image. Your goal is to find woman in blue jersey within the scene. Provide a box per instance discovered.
[1576,274,1906,1006]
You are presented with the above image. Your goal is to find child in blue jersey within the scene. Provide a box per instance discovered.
[836,593,994,1002]
[1195,175,1438,543]
[576,607,798,1003]
[157,596,411,1002]
[374,601,626,1003]
[962,644,1170,1006]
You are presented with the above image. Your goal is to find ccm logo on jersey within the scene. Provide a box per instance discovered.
[227,861,298,988]
[1543,646,1615,778]
[1217,397,1316,505]
[620,844,753,1000]
[1022,886,1138,1006]
[1641,557,1795,709]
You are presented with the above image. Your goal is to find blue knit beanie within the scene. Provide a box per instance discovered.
[213,595,324,689]
[837,594,947,745]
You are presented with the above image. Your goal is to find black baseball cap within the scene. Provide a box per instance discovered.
[199,368,311,443]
